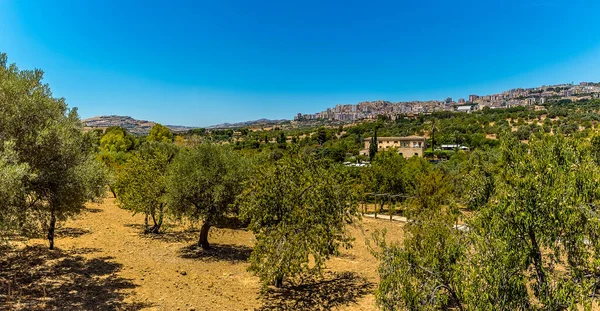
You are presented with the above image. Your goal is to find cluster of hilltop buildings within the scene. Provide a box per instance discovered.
[295,100,449,122]
[294,82,600,122]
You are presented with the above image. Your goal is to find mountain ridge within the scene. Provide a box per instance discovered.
[82,115,289,134]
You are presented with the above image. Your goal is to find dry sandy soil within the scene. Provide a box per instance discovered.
[0,197,405,311]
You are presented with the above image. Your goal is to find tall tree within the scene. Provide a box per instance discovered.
[0,53,107,249]
[369,130,378,161]
[240,157,358,287]
[166,143,249,249]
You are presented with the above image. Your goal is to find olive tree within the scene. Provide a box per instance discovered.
[471,133,600,309]
[363,150,408,195]
[374,170,467,311]
[116,142,177,233]
[147,123,174,143]
[100,126,136,153]
[166,143,249,249]
[240,157,359,287]
[98,126,136,197]
[374,132,600,310]
[0,141,30,237]
[0,53,107,249]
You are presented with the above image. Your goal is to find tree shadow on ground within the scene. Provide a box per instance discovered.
[83,208,103,214]
[124,223,199,244]
[141,230,198,244]
[0,245,150,311]
[55,227,91,238]
[178,243,252,263]
[259,272,373,311]
[123,223,145,231]
[124,215,248,244]
[67,247,103,255]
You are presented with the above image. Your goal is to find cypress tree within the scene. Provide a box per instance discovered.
[369,130,378,161]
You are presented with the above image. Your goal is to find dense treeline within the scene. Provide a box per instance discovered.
[178,98,600,163]
[103,126,360,287]
[5,52,600,308]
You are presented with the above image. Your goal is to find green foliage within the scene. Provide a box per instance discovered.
[470,133,600,309]
[375,170,466,311]
[240,157,358,287]
[98,149,131,197]
[363,151,407,195]
[147,123,174,142]
[316,127,329,145]
[166,143,249,249]
[375,132,600,310]
[459,148,500,211]
[115,142,178,233]
[362,152,432,204]
[100,126,136,152]
[187,128,206,136]
[0,53,107,248]
[98,127,137,197]
[0,141,30,237]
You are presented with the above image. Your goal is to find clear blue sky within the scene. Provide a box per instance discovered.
[1,0,600,127]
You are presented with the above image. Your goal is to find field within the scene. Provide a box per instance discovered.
[1,197,405,311]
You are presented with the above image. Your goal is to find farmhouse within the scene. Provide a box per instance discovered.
[360,136,427,158]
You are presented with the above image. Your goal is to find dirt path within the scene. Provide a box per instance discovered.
[1,197,406,311]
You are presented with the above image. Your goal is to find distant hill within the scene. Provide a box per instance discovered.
[82,115,290,134]
[82,115,196,135]
[207,118,288,129]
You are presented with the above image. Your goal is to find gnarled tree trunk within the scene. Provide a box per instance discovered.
[109,185,117,198]
[47,210,56,250]
[528,228,548,296]
[274,275,284,288]
[198,221,211,250]
[146,203,164,234]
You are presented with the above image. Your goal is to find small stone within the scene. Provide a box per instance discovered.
[180,270,187,276]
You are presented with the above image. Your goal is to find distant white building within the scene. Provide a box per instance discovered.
[456,105,474,113]
[440,144,470,151]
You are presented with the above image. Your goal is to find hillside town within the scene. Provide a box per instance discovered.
[295,82,600,122]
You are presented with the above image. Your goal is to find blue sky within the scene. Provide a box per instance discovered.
[1,0,600,126]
